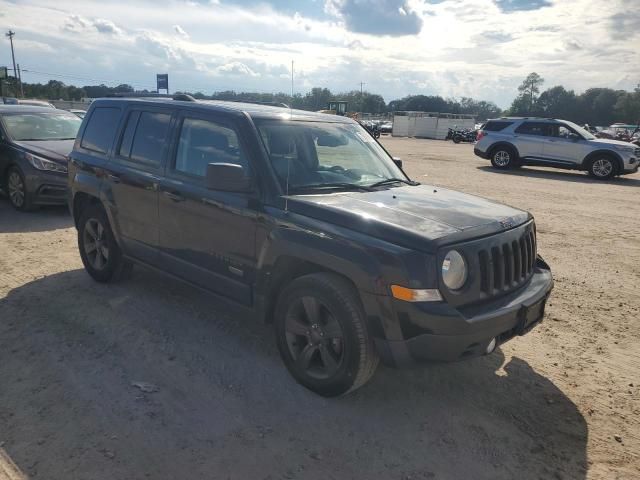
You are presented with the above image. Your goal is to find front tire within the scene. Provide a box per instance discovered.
[78,204,133,283]
[588,155,617,179]
[452,135,461,144]
[490,147,516,169]
[6,166,35,211]
[274,273,379,397]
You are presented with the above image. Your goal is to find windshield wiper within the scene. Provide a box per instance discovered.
[288,182,374,193]
[368,178,419,188]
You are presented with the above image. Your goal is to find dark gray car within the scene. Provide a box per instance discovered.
[0,105,81,211]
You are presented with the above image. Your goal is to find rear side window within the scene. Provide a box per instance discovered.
[118,110,172,166]
[81,107,121,154]
[515,122,551,136]
[483,121,512,132]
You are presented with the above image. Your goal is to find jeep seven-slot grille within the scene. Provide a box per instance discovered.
[478,228,536,295]
[635,147,640,158]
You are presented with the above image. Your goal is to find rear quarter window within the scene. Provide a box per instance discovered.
[483,121,513,132]
[80,107,121,154]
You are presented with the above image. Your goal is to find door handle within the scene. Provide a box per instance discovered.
[107,173,121,183]
[163,191,185,202]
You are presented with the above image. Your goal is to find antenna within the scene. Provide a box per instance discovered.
[290,60,294,119]
[285,59,294,212]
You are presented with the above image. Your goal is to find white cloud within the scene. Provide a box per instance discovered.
[0,0,637,107]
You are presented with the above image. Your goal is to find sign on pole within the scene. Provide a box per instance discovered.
[0,67,7,80]
[156,74,169,93]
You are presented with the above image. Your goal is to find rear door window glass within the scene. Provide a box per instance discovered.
[81,107,121,154]
[515,122,551,136]
[483,121,512,132]
[129,112,172,165]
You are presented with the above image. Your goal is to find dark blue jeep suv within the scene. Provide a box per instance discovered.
[68,96,553,396]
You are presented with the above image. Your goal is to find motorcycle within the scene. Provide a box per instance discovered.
[448,128,477,143]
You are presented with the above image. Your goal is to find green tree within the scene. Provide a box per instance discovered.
[510,72,544,115]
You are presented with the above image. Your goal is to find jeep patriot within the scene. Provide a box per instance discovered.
[69,96,553,396]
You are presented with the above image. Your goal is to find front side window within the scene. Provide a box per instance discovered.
[256,120,405,192]
[3,112,82,142]
[174,118,247,177]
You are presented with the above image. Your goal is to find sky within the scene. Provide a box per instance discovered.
[1,0,639,108]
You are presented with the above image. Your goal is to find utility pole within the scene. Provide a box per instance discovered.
[358,81,365,112]
[17,63,23,97]
[5,30,20,97]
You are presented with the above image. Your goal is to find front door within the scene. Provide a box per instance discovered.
[158,112,259,305]
[102,107,175,265]
[541,123,587,166]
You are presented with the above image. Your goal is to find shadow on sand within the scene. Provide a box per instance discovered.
[0,268,587,479]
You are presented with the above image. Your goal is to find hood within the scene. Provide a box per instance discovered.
[287,184,530,252]
[13,139,75,163]
[589,138,636,148]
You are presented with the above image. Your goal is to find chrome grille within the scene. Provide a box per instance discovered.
[479,228,536,295]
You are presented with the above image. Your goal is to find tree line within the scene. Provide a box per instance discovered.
[3,75,639,124]
[509,72,640,125]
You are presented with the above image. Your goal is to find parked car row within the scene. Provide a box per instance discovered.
[1,97,553,396]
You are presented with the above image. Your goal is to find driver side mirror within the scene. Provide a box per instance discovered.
[205,163,252,193]
[392,157,403,169]
[568,133,581,141]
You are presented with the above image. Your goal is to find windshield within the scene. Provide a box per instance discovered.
[256,120,408,192]
[562,120,596,140]
[2,112,82,141]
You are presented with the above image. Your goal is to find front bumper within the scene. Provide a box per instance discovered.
[22,163,68,205]
[371,257,553,367]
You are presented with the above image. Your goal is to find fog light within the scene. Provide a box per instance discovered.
[485,338,497,354]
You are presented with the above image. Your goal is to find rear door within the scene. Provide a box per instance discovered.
[158,111,259,305]
[102,106,175,265]
[513,122,549,159]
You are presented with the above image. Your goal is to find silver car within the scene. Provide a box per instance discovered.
[474,117,640,179]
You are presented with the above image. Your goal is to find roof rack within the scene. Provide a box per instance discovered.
[105,93,196,102]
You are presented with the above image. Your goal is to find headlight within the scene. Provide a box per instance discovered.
[25,152,68,173]
[442,250,467,290]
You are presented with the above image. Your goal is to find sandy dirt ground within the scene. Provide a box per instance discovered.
[0,137,638,480]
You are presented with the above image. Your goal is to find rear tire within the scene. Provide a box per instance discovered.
[274,273,379,397]
[490,146,516,169]
[588,155,617,179]
[78,204,133,283]
[6,166,35,212]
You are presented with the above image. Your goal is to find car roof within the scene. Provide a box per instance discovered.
[90,97,356,124]
[0,105,67,114]
[489,117,558,122]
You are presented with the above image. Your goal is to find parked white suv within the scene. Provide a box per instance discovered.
[474,117,640,179]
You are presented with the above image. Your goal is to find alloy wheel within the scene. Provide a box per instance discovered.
[83,218,110,270]
[494,150,510,167]
[284,296,345,380]
[7,171,25,208]
[592,158,613,177]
